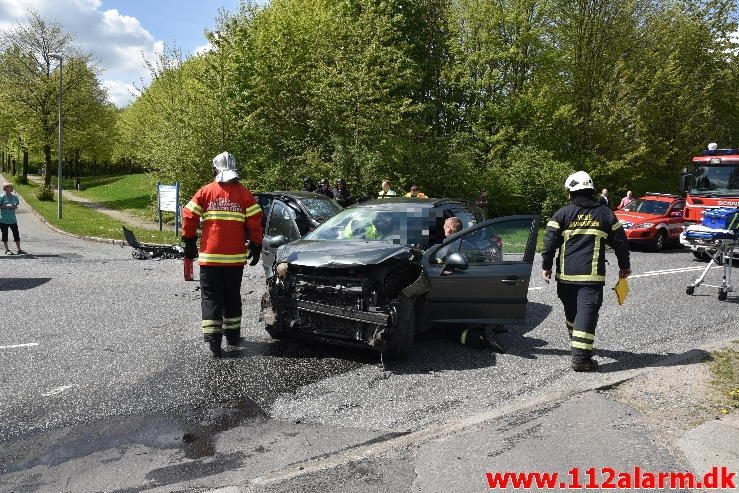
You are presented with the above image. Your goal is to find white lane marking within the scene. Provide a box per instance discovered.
[42,384,77,397]
[528,287,544,291]
[631,267,719,279]
[0,342,39,350]
[643,266,707,274]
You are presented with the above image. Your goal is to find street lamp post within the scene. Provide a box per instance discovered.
[49,54,63,219]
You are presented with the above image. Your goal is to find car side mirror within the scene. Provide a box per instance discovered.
[679,173,689,193]
[269,235,289,248]
[442,252,469,275]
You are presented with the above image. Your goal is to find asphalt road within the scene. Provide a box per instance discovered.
[1,204,738,492]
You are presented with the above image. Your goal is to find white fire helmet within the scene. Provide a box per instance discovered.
[212,151,239,183]
[564,171,594,192]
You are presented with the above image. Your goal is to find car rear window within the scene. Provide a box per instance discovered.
[299,197,342,223]
[622,199,670,215]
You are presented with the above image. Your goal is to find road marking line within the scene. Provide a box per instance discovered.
[643,266,707,274]
[42,384,77,397]
[631,267,719,279]
[528,287,544,291]
[0,342,39,350]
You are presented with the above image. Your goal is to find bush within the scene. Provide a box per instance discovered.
[34,184,55,201]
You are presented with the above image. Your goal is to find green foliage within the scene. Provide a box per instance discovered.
[34,183,54,201]
[8,2,739,219]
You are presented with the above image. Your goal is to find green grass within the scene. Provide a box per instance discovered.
[710,346,739,411]
[48,174,157,220]
[13,181,180,244]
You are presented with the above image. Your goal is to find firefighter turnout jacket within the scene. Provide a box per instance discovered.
[541,195,630,284]
[182,181,263,267]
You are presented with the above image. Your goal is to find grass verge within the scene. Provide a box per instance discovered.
[13,180,179,244]
[709,342,739,413]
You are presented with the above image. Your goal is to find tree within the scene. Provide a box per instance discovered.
[0,10,106,186]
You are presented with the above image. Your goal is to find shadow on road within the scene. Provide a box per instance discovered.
[0,277,52,291]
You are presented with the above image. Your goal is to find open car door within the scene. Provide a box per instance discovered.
[261,200,302,276]
[421,215,540,326]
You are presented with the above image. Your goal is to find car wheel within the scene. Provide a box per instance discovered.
[692,250,710,261]
[652,230,667,252]
[261,292,287,340]
[380,297,416,362]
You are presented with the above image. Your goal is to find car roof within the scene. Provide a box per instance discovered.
[355,197,476,209]
[259,191,330,200]
[638,193,682,203]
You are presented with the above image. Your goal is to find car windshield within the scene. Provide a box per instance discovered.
[691,166,739,196]
[305,206,430,245]
[299,197,342,222]
[622,199,670,215]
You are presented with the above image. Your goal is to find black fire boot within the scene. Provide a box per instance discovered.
[204,334,222,358]
[572,358,599,372]
[225,331,241,346]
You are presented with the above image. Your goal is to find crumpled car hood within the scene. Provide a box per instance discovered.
[276,239,411,268]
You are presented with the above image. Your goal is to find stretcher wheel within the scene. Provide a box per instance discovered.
[718,290,728,301]
[686,286,695,295]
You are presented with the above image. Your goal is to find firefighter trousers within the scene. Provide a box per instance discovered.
[200,265,244,342]
[556,283,603,361]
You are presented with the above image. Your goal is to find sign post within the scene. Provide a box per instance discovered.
[157,182,180,236]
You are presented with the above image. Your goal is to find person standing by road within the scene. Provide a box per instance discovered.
[333,178,353,207]
[316,178,334,199]
[181,152,264,358]
[541,171,631,372]
[378,180,397,198]
[618,191,634,209]
[302,177,316,192]
[405,185,427,198]
[1,183,26,255]
[599,188,610,207]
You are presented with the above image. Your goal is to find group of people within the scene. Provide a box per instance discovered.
[301,177,353,207]
[598,188,635,210]
[183,152,630,372]
[302,176,428,206]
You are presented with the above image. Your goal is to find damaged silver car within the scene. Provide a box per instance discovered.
[260,197,540,360]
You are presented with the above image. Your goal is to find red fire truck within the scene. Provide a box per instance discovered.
[680,143,739,258]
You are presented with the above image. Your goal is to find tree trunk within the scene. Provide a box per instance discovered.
[22,150,28,181]
[44,143,52,185]
[11,158,16,175]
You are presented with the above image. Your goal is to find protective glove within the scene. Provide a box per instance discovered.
[246,241,262,266]
[182,236,198,259]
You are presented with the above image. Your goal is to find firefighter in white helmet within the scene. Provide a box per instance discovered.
[541,171,631,371]
[181,152,263,357]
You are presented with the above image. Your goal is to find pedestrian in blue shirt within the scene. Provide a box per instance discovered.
[1,183,26,255]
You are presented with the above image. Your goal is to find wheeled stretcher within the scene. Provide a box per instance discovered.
[684,227,737,301]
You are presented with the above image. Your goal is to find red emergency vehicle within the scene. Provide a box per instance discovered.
[615,193,685,251]
[680,144,739,257]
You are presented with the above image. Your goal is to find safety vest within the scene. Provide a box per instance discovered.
[541,196,630,284]
[343,221,380,240]
[182,181,263,266]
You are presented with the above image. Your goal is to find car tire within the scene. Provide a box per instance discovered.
[652,230,667,252]
[261,292,287,340]
[692,250,710,261]
[381,297,416,361]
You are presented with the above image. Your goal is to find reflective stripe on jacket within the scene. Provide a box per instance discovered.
[182,181,263,267]
[541,195,630,284]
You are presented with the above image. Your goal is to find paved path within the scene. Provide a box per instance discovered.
[25,174,161,230]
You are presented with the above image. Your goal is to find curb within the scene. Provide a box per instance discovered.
[240,340,733,490]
